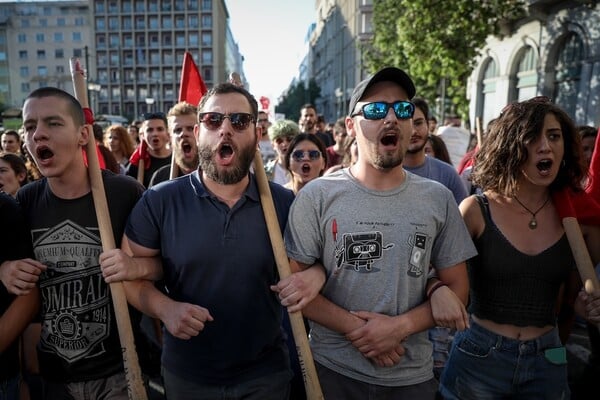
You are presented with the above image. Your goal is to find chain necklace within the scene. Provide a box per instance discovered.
[513,195,551,229]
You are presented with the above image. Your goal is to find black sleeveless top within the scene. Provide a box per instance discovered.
[468,195,575,327]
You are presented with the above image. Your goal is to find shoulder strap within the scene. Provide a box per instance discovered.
[474,194,492,223]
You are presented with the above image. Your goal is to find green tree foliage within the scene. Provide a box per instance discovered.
[275,79,321,122]
[364,0,526,120]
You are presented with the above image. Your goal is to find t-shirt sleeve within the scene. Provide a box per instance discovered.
[284,188,322,266]
[125,190,162,250]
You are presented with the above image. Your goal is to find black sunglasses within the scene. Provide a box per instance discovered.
[291,150,322,162]
[143,112,166,121]
[351,101,415,120]
[198,112,255,132]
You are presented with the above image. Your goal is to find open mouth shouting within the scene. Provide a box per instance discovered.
[216,141,236,166]
[35,145,55,166]
[536,158,553,176]
[380,132,399,148]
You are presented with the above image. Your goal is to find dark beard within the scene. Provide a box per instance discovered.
[175,147,199,172]
[198,140,256,184]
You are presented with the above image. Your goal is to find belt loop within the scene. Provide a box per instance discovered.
[495,333,503,349]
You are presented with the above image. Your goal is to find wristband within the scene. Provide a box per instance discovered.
[427,281,447,299]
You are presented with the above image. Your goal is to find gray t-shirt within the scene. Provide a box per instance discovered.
[285,168,477,386]
[404,156,468,205]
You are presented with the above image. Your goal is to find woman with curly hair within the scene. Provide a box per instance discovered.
[439,97,600,399]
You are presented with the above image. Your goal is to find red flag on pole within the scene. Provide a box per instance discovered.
[178,51,207,105]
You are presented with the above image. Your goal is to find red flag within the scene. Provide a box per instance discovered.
[178,51,207,105]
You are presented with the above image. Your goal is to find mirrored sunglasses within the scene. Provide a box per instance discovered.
[291,150,322,162]
[198,112,255,131]
[352,101,415,120]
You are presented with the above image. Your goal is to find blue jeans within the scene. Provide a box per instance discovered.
[439,320,569,400]
[0,375,19,400]
[162,367,291,400]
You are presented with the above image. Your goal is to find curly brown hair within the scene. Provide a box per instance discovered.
[471,97,585,196]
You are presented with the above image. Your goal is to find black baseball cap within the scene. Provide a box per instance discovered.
[348,67,416,116]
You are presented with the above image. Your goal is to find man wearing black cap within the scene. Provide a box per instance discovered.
[281,67,476,398]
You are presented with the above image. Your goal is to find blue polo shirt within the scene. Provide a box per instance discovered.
[126,170,295,384]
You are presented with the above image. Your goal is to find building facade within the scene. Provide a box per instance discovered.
[0,0,90,109]
[92,0,233,120]
[0,0,244,123]
[308,0,372,124]
[468,0,600,130]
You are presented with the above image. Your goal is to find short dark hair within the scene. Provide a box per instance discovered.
[1,130,20,142]
[412,98,430,124]
[25,87,85,126]
[198,82,258,121]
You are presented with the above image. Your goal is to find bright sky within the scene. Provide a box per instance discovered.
[225,0,316,106]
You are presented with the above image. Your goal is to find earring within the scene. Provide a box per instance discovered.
[561,159,566,168]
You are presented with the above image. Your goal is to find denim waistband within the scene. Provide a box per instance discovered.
[468,319,561,355]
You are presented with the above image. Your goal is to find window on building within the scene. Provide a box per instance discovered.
[553,33,583,119]
[73,32,82,41]
[124,34,133,47]
[514,46,538,102]
[189,33,199,47]
[188,15,198,28]
[20,66,29,77]
[110,34,119,47]
[95,2,105,12]
[37,50,45,59]
[55,49,64,58]
[162,16,172,28]
[479,58,498,129]
[150,34,159,47]
[201,0,211,11]
[21,19,30,28]
[38,66,48,77]
[21,82,30,93]
[39,18,47,27]
[175,33,185,47]
[96,18,105,30]
[201,15,212,28]
[57,18,65,27]
[118,16,130,29]
[135,0,145,12]
[202,67,212,82]
[122,1,132,12]
[135,16,145,29]
[188,0,199,10]
[56,65,64,74]
[201,32,212,46]
[36,33,44,43]
[175,16,185,28]
[75,17,84,26]
[43,7,51,15]
[19,50,27,60]
[109,17,119,30]
[202,49,212,64]
[73,48,82,57]
[97,35,106,49]
[109,1,119,13]
[149,16,159,29]
[54,33,63,42]
[18,34,26,43]
[175,0,185,11]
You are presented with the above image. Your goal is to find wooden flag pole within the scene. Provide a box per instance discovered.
[70,58,148,400]
[252,150,324,400]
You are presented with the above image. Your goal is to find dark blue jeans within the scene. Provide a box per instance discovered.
[162,367,291,400]
[439,320,569,400]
